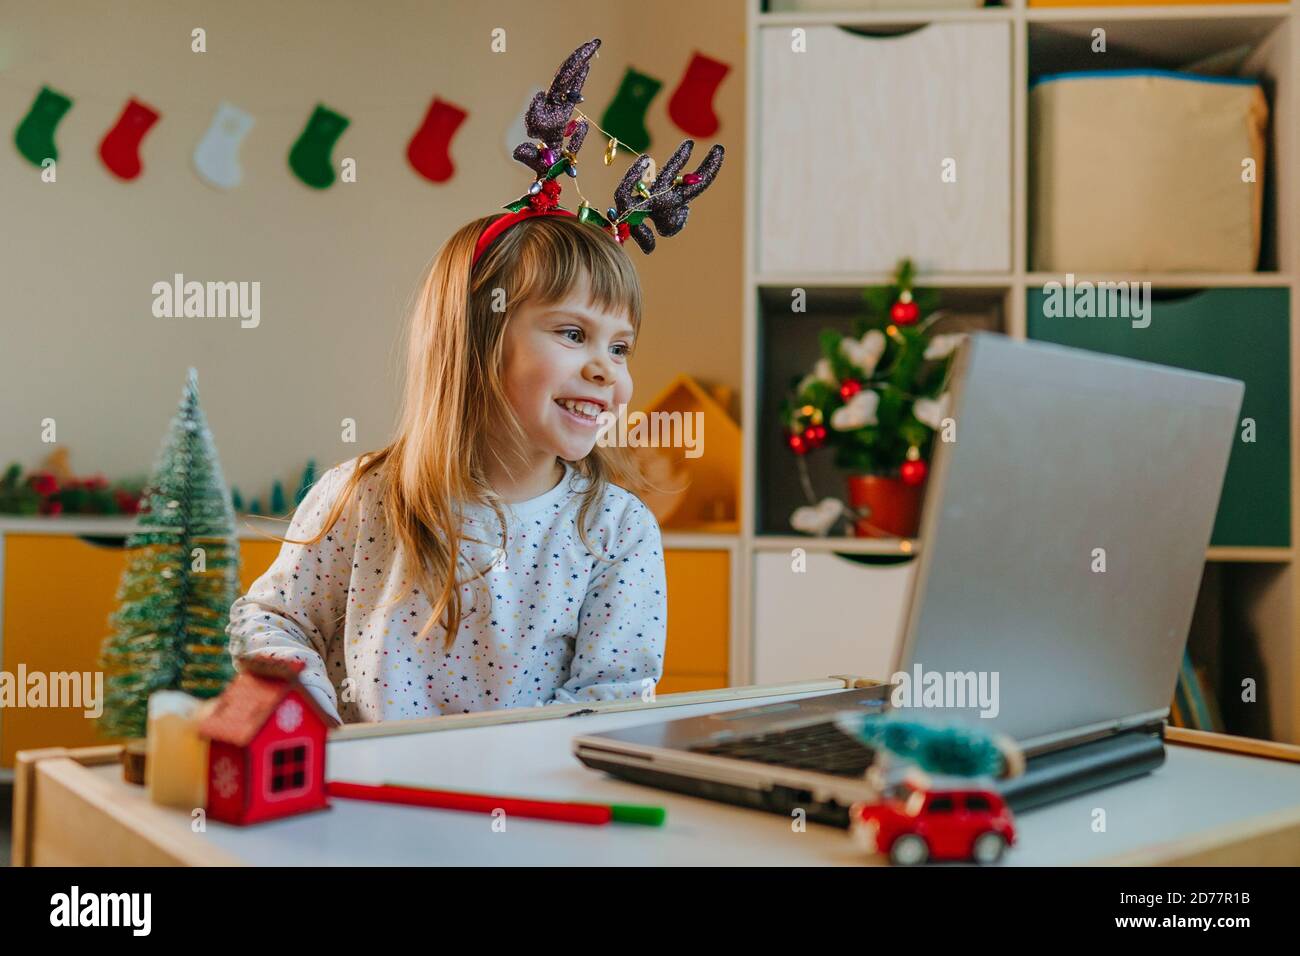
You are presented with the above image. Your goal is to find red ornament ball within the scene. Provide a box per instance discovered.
[890,300,920,325]
[787,432,808,455]
[839,379,862,400]
[802,425,827,449]
[900,459,928,486]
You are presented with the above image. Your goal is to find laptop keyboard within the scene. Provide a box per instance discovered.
[689,721,877,777]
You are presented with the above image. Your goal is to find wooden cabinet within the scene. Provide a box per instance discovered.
[752,549,914,685]
[757,22,1011,275]
[0,533,279,768]
[661,548,731,694]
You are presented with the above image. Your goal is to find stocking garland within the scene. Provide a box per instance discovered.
[13,49,725,189]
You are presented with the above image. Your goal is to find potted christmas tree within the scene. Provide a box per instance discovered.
[781,260,964,538]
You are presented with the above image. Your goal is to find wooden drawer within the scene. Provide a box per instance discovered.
[757,22,1011,274]
[753,549,915,684]
[662,548,730,682]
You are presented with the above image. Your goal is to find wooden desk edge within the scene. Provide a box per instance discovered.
[12,680,857,866]
[13,746,243,867]
[14,678,1300,867]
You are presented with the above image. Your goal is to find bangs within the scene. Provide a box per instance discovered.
[474,214,643,336]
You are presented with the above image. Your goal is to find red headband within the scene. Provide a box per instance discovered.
[471,206,576,270]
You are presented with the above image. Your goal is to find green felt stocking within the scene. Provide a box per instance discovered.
[288,104,350,189]
[600,67,662,154]
[14,85,73,166]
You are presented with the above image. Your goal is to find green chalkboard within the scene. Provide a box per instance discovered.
[1027,287,1290,547]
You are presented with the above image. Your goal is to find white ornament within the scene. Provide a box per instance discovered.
[791,497,844,536]
[831,389,880,430]
[913,393,951,430]
[796,358,838,395]
[840,329,887,376]
[193,101,254,190]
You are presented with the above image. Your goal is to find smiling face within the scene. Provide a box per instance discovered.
[499,271,636,466]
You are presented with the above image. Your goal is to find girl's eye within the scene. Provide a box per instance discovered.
[611,344,631,358]
[560,328,584,343]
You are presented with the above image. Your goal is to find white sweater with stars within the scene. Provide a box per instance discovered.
[225,457,667,724]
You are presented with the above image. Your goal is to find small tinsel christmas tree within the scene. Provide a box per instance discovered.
[98,369,240,739]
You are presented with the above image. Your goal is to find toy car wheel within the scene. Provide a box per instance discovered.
[971,831,1007,864]
[889,833,930,866]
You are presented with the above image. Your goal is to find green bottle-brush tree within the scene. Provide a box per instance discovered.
[98,368,240,739]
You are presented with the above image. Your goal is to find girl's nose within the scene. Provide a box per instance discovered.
[584,354,612,383]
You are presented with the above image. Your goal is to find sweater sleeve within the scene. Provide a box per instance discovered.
[225,462,360,725]
[552,496,668,704]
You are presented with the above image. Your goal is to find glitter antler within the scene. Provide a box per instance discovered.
[498,37,725,254]
[612,140,726,254]
[511,38,599,177]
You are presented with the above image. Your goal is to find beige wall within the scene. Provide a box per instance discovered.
[0,0,744,498]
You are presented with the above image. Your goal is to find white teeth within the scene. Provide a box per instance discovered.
[557,399,601,419]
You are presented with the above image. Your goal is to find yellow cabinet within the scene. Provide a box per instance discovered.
[1,533,731,767]
[0,534,285,768]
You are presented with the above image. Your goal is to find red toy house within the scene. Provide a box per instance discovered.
[198,656,332,825]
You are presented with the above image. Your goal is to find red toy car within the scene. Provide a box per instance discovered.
[850,780,1016,865]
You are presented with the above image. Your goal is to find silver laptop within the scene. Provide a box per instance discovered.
[574,332,1244,821]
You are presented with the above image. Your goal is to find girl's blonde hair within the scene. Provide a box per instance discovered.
[275,213,649,649]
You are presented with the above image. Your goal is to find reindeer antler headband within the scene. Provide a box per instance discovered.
[472,37,725,269]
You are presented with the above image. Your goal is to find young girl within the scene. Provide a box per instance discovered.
[226,214,667,725]
[226,38,722,725]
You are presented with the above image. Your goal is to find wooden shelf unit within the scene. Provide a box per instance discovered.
[739,0,1300,743]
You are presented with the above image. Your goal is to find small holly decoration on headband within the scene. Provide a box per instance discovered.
[781,259,965,489]
[504,38,725,252]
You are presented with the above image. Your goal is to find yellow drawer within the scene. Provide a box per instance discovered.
[658,673,728,695]
[662,548,730,678]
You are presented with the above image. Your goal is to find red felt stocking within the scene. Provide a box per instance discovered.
[406,96,468,183]
[98,98,161,181]
[668,52,730,138]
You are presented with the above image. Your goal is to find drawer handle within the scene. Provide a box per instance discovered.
[835,24,930,42]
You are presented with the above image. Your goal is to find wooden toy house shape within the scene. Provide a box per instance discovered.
[633,373,741,532]
[197,656,331,825]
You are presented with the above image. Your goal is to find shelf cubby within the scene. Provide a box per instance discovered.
[755,284,1007,536]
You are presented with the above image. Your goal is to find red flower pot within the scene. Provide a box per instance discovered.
[846,474,926,538]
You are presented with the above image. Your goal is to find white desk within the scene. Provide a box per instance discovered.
[15,682,1300,865]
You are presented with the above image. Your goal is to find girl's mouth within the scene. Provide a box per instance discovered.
[554,398,603,426]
